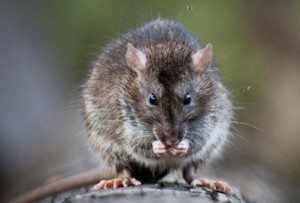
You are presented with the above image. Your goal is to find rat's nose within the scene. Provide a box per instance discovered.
[159,124,184,147]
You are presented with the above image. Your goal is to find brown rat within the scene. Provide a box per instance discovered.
[83,19,233,191]
[11,19,233,203]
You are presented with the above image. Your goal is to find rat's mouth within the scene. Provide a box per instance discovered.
[152,139,189,157]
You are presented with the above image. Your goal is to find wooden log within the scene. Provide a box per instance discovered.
[47,183,245,203]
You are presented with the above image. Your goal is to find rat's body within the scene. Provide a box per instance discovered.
[83,19,233,190]
[11,19,233,203]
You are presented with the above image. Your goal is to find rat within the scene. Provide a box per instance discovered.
[82,19,233,192]
[11,19,233,203]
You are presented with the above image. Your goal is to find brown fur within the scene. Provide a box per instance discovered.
[82,19,232,182]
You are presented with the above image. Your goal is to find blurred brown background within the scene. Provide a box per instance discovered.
[1,0,299,202]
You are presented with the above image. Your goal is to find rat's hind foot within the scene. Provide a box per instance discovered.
[191,179,232,193]
[93,178,141,190]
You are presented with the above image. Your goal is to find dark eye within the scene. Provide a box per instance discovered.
[183,93,191,105]
[149,93,158,105]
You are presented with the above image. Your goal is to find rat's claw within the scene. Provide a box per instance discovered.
[93,180,106,190]
[93,178,141,190]
[128,178,141,186]
[152,140,169,157]
[169,140,189,156]
[213,180,232,193]
[191,178,232,194]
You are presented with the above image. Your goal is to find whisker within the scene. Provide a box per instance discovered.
[70,130,88,138]
[232,121,265,134]
[230,131,250,143]
[226,139,238,151]
[231,126,251,143]
[233,101,254,105]
[231,106,247,110]
[221,44,242,60]
[232,84,253,95]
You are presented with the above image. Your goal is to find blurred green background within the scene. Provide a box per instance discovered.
[1,0,300,202]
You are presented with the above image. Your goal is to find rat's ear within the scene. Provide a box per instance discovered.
[126,43,147,73]
[191,43,213,72]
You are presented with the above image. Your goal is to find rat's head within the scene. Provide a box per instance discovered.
[125,42,216,148]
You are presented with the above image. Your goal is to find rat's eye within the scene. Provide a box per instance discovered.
[149,93,158,105]
[183,93,191,105]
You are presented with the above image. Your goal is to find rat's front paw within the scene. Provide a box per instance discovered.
[191,179,232,193]
[169,140,189,156]
[152,140,169,157]
[93,178,141,190]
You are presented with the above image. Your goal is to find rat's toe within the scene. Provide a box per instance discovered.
[93,178,141,190]
[213,181,232,193]
[191,179,216,190]
[93,180,106,190]
[191,179,232,193]
[122,178,141,187]
[130,178,141,186]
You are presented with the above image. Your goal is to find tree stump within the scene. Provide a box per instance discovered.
[47,183,245,203]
